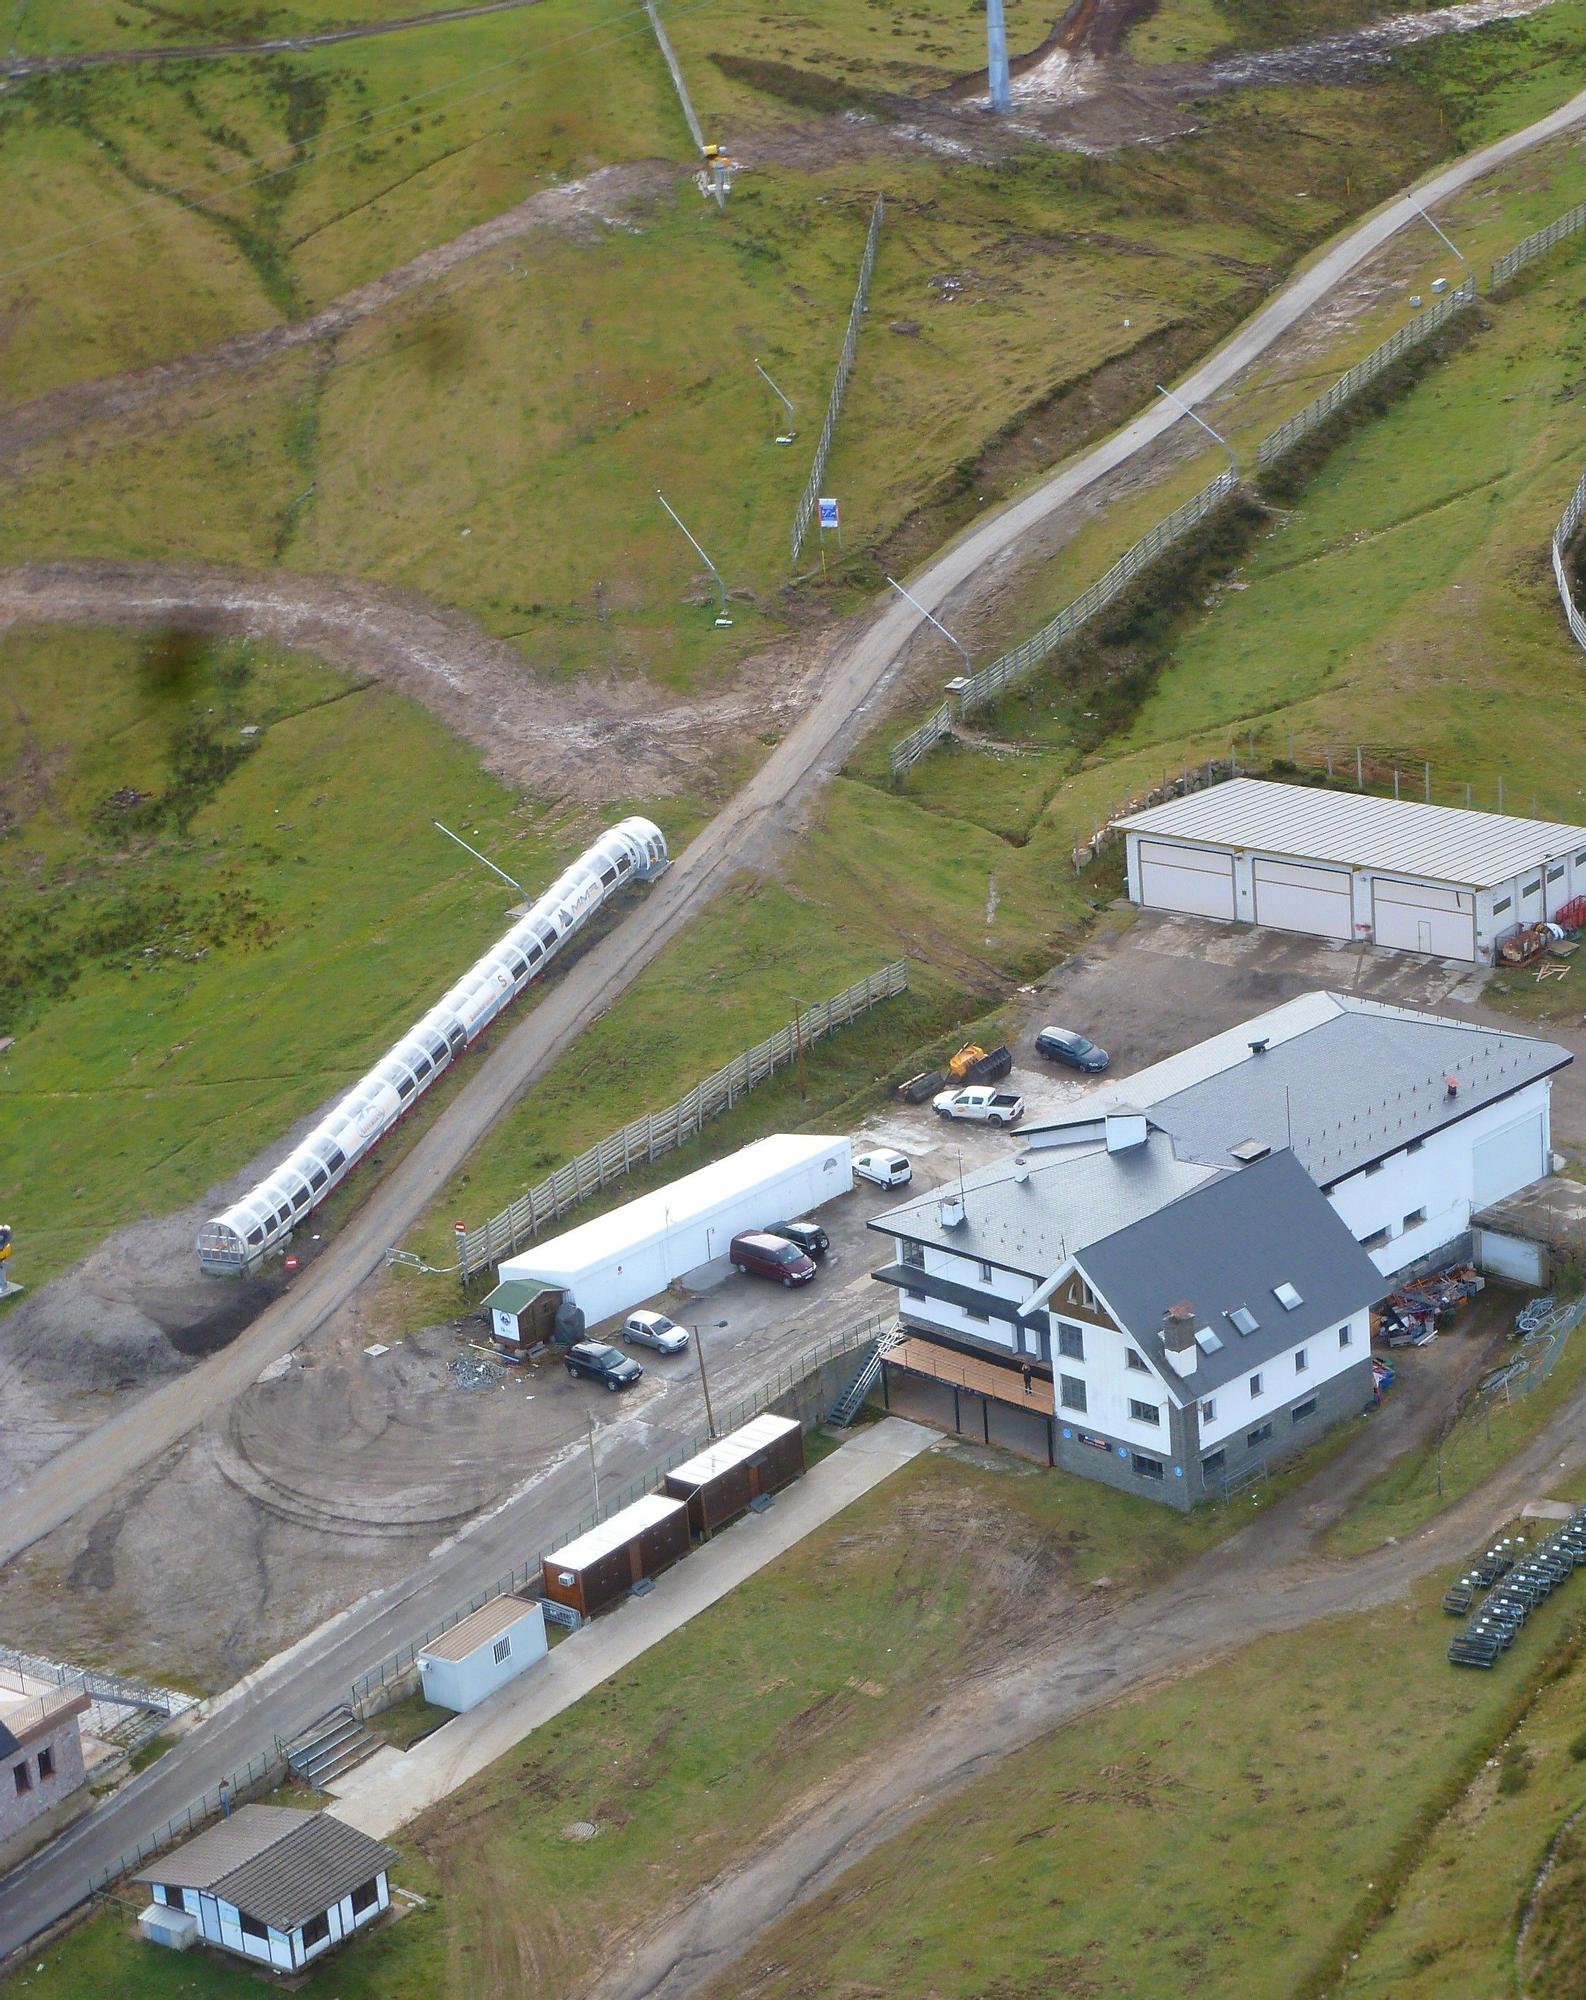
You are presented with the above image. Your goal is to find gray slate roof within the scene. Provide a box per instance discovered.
[134,1806,396,1933]
[1076,1150,1385,1395]
[870,1130,1221,1277]
[1143,1003,1569,1187]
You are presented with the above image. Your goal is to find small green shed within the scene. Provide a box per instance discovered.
[481,1278,563,1358]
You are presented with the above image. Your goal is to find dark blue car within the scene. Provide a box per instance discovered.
[1035,1027,1110,1072]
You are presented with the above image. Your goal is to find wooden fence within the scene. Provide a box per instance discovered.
[458,960,908,1279]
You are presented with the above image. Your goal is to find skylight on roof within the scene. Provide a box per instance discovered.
[1227,1305,1259,1336]
[1194,1327,1224,1354]
[1273,1282,1303,1310]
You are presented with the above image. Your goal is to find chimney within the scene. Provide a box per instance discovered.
[1248,1037,1270,1057]
[1445,1074,1460,1099]
[1012,1158,1030,1184]
[1162,1299,1199,1379]
[939,1193,966,1229]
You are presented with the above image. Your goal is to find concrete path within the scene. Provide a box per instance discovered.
[327,1420,937,1841]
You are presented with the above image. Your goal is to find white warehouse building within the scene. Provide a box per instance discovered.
[496,1133,853,1330]
[1116,778,1586,961]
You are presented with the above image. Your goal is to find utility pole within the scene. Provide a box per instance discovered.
[754,359,796,444]
[1155,383,1238,480]
[885,576,973,681]
[693,1326,717,1438]
[585,1414,601,1515]
[656,489,733,626]
[986,0,1011,112]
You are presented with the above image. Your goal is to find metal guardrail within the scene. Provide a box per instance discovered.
[1253,274,1477,472]
[458,960,908,1279]
[1551,465,1586,656]
[1491,199,1586,290]
[791,195,884,564]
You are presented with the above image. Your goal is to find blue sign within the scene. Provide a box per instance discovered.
[817,496,840,530]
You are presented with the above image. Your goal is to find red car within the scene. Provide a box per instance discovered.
[729,1231,816,1287]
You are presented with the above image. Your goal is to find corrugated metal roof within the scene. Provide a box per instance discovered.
[418,1595,541,1664]
[1116,778,1586,889]
[666,1413,800,1489]
[545,1492,686,1573]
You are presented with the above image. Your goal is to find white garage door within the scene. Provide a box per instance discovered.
[1371,879,1476,960]
[1252,856,1352,940]
[1472,1112,1546,1208]
[1137,840,1235,921]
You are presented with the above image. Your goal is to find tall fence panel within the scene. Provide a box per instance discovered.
[459,960,908,1279]
[1253,274,1476,472]
[1491,199,1586,290]
[888,699,955,783]
[1552,465,1586,655]
[791,195,885,564]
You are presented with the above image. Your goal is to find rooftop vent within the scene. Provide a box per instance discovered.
[1445,1074,1460,1098]
[1104,1111,1149,1154]
[1273,1281,1303,1311]
[1012,1158,1030,1185]
[1249,1037,1270,1057]
[939,1193,966,1229]
[1227,1304,1259,1336]
[1230,1139,1272,1165]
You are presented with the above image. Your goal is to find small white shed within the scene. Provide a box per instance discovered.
[417,1596,547,1714]
[495,1133,853,1327]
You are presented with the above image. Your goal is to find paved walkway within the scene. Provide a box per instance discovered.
[327,1419,937,1841]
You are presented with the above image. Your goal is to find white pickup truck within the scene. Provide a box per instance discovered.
[932,1085,1025,1126]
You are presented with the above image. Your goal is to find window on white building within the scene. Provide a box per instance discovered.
[1129,1398,1160,1426]
[1403,1208,1426,1229]
[1292,1397,1318,1423]
[352,1879,380,1917]
[1295,1348,1308,1374]
[1202,1449,1226,1480]
[977,1261,993,1283]
[1338,1324,1353,1349]
[301,1913,331,1950]
[965,1305,990,1323]
[904,1289,925,1302]
[1248,1421,1273,1446]
[1406,1137,1423,1154]
[1060,1375,1087,1413]
[239,1912,269,1943]
[1132,1453,1164,1481]
[1057,1324,1085,1361]
[1360,1227,1391,1251]
[1249,1373,1263,1398]
[1125,1348,1148,1373]
[1493,895,1512,914]
[1200,1398,1216,1424]
[1074,1278,1101,1311]
[492,1635,512,1665]
[900,1241,924,1269]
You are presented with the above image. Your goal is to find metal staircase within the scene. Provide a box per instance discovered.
[282,1705,379,1789]
[829,1325,902,1427]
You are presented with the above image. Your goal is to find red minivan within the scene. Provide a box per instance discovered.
[729,1231,817,1287]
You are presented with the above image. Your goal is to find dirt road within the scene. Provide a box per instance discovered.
[7,84,1586,1575]
[596,1348,1586,2000]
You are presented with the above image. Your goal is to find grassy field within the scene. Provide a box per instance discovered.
[0,624,712,1292]
[690,1580,1586,2000]
[18,1441,1271,2000]
[26,1466,1586,2000]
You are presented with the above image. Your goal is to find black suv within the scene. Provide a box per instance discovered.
[767,1219,829,1258]
[564,1341,643,1392]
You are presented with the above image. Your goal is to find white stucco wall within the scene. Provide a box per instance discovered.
[1324,1081,1550,1275]
[1195,1307,1370,1449]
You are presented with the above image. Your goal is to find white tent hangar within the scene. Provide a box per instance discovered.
[1116,779,1586,962]
[496,1133,853,1328]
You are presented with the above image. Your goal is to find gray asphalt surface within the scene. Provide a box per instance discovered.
[6,83,1586,1960]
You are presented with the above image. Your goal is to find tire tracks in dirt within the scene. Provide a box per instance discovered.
[0,161,674,467]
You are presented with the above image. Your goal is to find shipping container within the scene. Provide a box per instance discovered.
[496,1133,853,1328]
[541,1493,691,1618]
[664,1413,806,1536]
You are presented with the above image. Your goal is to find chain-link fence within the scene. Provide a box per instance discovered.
[1254,274,1476,472]
[1491,199,1586,290]
[791,195,884,564]
[458,960,907,1280]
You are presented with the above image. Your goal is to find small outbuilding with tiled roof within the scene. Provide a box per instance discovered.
[134,1804,396,1971]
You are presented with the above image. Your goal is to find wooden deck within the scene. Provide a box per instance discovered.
[885,1334,1055,1416]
